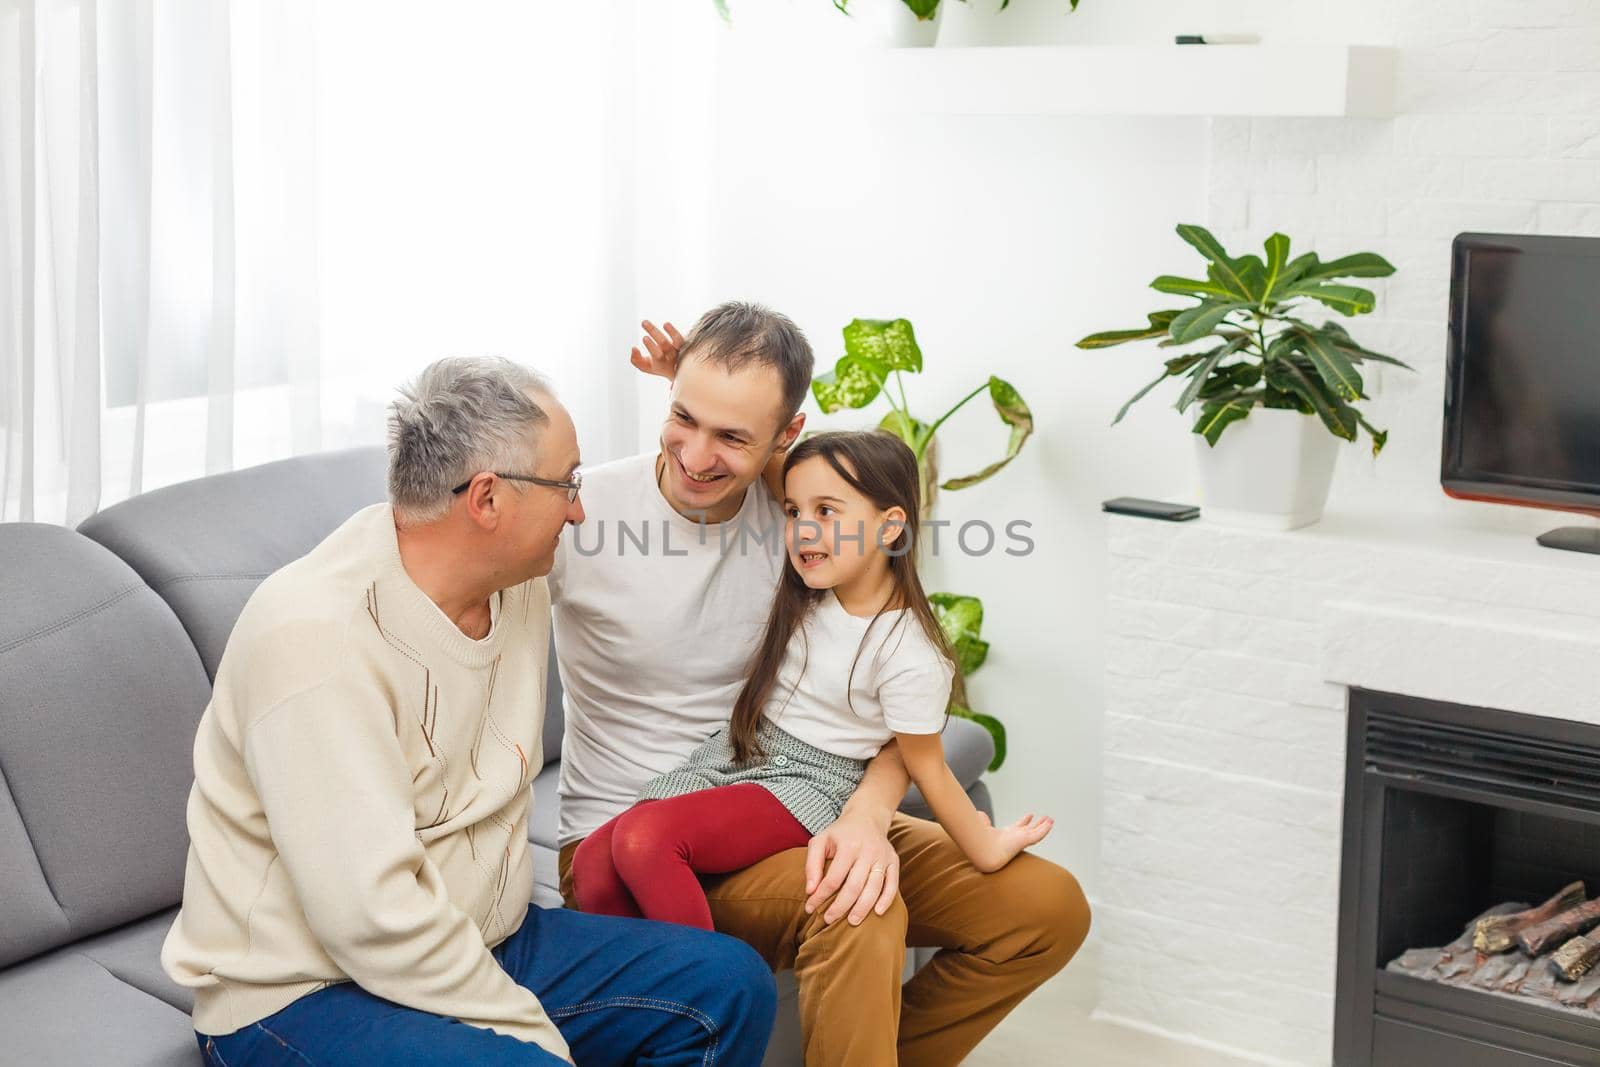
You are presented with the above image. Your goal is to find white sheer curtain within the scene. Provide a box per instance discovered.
[3,0,648,527]
[0,0,321,526]
[311,0,645,469]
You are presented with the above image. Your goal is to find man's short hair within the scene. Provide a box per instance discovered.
[387,356,554,524]
[678,302,814,424]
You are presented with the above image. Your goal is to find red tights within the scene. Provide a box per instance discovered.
[571,783,812,930]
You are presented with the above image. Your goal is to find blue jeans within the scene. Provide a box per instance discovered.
[197,905,777,1066]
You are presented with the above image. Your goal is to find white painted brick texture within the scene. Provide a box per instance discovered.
[1099,512,1600,1064]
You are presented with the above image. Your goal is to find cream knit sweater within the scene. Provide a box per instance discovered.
[161,503,564,1058]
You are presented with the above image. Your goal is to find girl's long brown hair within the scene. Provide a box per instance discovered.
[729,430,964,763]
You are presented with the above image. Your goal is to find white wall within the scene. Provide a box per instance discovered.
[304,0,1600,913]
[640,1,1219,894]
[644,0,1600,907]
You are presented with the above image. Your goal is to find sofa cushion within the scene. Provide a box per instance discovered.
[75,908,191,1014]
[0,523,211,968]
[0,947,198,1066]
[78,447,391,680]
[530,761,561,852]
[76,446,569,756]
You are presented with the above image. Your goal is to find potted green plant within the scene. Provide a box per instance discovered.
[1077,224,1410,529]
[811,318,1029,766]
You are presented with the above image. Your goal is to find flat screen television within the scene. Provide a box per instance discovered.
[1442,232,1600,553]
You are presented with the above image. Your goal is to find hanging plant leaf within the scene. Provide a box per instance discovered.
[951,705,1007,772]
[844,318,922,372]
[928,592,989,676]
[811,354,888,413]
[878,409,929,451]
[940,377,1033,491]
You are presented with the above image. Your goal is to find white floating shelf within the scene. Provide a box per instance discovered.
[865,45,1396,119]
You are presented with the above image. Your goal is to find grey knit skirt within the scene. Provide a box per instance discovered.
[636,718,868,835]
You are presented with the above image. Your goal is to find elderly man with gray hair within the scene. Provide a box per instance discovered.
[161,357,777,1066]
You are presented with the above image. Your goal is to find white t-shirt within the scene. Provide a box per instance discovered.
[548,452,786,846]
[763,591,953,760]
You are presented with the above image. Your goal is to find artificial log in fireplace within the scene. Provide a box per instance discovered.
[1334,690,1600,1066]
[1387,882,1600,1012]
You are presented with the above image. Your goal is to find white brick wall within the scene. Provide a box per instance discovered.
[1207,3,1600,520]
[1099,508,1600,1064]
[1110,24,1600,1054]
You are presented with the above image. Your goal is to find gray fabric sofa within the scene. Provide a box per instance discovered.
[0,447,995,1066]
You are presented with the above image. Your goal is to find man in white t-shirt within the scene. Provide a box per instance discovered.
[550,302,1091,1067]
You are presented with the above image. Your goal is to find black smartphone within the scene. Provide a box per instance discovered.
[1101,497,1200,521]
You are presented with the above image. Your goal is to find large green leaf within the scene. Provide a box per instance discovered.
[1151,275,1236,300]
[1176,224,1257,301]
[1175,348,1230,413]
[1298,329,1366,402]
[844,318,922,373]
[1175,335,1253,413]
[1169,300,1250,344]
[1314,320,1416,370]
[901,0,939,17]
[1264,359,1359,441]
[950,705,1007,772]
[1199,362,1261,398]
[1235,254,1268,303]
[928,593,989,676]
[1298,252,1396,282]
[941,376,1034,491]
[811,354,888,413]
[1077,310,1182,349]
[1260,232,1313,303]
[1264,331,1300,362]
[1283,282,1377,316]
[1193,396,1254,446]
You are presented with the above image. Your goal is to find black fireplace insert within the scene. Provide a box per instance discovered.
[1335,688,1600,1065]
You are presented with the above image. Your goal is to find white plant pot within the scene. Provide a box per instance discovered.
[1193,407,1342,531]
[847,0,942,47]
[935,0,1006,48]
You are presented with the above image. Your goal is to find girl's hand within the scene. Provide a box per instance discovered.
[630,320,685,380]
[974,812,1053,873]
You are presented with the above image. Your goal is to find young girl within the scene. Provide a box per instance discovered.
[570,430,1053,930]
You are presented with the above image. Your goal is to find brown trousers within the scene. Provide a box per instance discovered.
[559,813,1091,1067]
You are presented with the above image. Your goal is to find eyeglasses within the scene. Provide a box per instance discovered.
[451,470,583,503]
